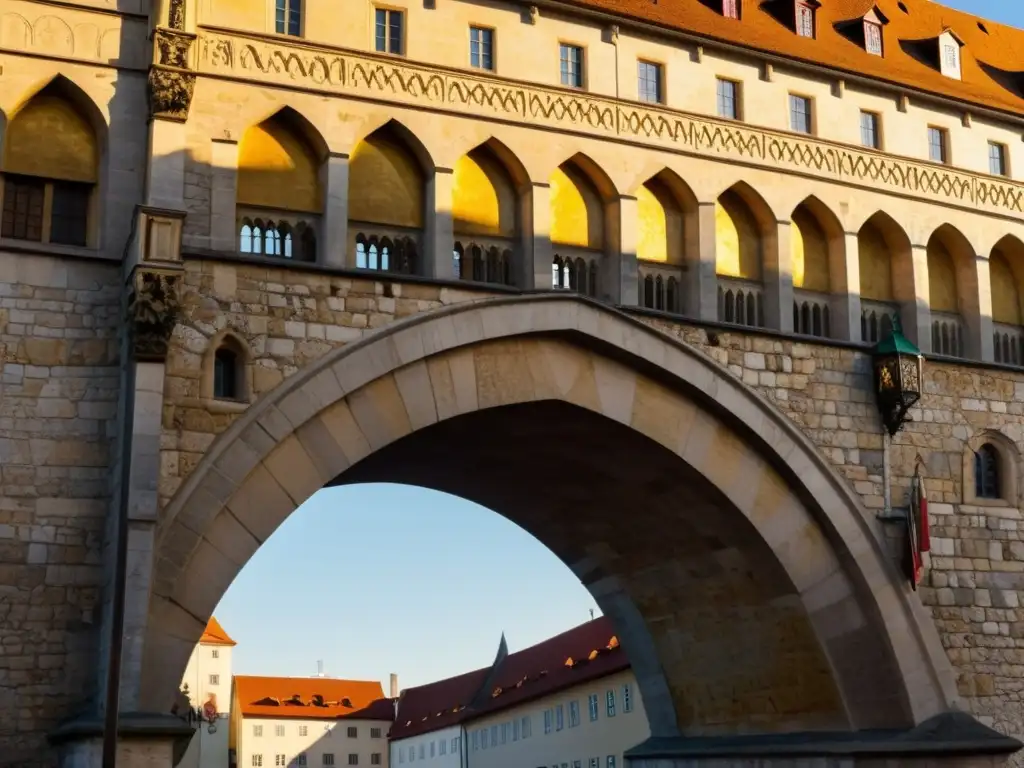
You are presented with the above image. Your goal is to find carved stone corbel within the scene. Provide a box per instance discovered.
[127,269,183,362]
[149,28,197,122]
[528,5,538,24]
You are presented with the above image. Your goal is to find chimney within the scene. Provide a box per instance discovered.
[389,673,399,699]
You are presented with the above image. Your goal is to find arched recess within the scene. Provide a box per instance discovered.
[715,182,774,329]
[927,224,978,358]
[236,107,326,263]
[636,170,695,316]
[989,236,1024,366]
[857,211,913,344]
[1,76,103,248]
[962,430,1020,507]
[201,330,252,406]
[452,139,526,288]
[144,296,960,744]
[790,196,844,340]
[550,153,616,300]
[349,120,429,277]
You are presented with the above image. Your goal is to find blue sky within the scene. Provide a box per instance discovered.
[216,0,1023,694]
[216,484,600,690]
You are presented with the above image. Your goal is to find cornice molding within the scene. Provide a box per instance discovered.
[196,28,1024,219]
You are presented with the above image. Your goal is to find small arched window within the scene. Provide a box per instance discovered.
[213,347,240,400]
[975,443,1001,499]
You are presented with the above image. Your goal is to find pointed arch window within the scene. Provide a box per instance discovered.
[975,444,1001,500]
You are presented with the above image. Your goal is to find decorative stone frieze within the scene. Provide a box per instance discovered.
[197,29,1024,217]
[127,269,182,362]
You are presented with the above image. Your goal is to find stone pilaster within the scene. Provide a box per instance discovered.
[209,138,238,252]
[609,194,640,306]
[688,201,719,322]
[529,182,553,290]
[425,167,456,280]
[321,153,350,269]
[764,220,794,333]
[905,244,933,352]
[972,254,995,362]
[833,231,863,342]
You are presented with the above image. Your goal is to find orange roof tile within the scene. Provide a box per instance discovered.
[557,0,1024,119]
[234,676,394,721]
[390,617,627,740]
[199,617,236,647]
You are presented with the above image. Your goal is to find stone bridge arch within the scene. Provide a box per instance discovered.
[143,294,959,742]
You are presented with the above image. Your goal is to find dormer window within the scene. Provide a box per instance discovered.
[723,0,739,19]
[796,1,814,38]
[938,29,963,80]
[865,21,882,55]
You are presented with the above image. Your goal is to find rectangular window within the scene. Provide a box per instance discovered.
[470,26,494,70]
[606,689,616,717]
[275,725,285,737]
[48,181,90,247]
[489,724,497,746]
[370,728,382,739]
[522,715,531,738]
[716,78,739,120]
[589,760,599,768]
[574,762,583,768]
[1,176,44,242]
[789,94,812,134]
[296,756,307,767]
[723,0,739,19]
[347,756,358,766]
[865,21,882,55]
[480,730,487,750]
[928,126,948,164]
[254,725,264,738]
[323,756,335,767]
[796,3,814,37]
[299,726,308,737]
[440,739,447,755]
[860,111,880,149]
[607,758,616,768]
[943,44,958,71]
[622,685,633,713]
[211,649,219,659]
[472,730,479,751]
[418,744,425,759]
[453,736,460,752]
[252,757,263,768]
[371,756,381,766]
[588,693,599,721]
[274,0,301,36]
[502,722,510,743]
[544,709,553,734]
[430,742,435,757]
[990,142,1008,177]
[512,718,520,741]
[637,60,663,104]
[569,700,580,726]
[555,704,564,731]
[209,674,220,685]
[275,756,286,767]
[560,43,584,88]
[347,727,357,738]
[375,8,403,55]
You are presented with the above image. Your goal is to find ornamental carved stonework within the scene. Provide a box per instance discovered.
[168,0,185,29]
[148,66,195,122]
[127,270,182,362]
[155,28,194,68]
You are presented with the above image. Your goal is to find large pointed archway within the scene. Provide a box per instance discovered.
[144,294,960,743]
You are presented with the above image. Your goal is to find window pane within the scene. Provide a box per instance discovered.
[1,176,45,242]
[637,61,661,103]
[989,143,1007,176]
[929,128,946,163]
[860,112,878,149]
[796,5,813,37]
[717,78,737,119]
[50,181,91,246]
[865,22,882,55]
[375,9,387,51]
[389,12,403,54]
[789,95,811,134]
[560,44,583,87]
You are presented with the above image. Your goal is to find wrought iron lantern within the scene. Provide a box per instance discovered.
[871,316,924,437]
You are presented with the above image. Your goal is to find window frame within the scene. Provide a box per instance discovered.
[788,93,814,135]
[559,42,586,89]
[469,25,495,71]
[795,1,815,38]
[716,77,741,120]
[927,125,949,165]
[864,20,882,55]
[989,141,1009,177]
[274,0,302,37]
[859,110,881,150]
[1,174,93,248]
[722,0,739,19]
[636,59,664,104]
[963,436,1017,507]
[374,6,405,56]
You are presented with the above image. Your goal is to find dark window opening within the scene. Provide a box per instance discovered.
[50,181,90,246]
[2,176,45,242]
[975,444,1001,499]
[214,347,240,400]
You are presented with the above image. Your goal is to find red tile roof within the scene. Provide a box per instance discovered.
[390,617,627,740]
[558,0,1024,119]
[234,676,394,721]
[199,617,236,647]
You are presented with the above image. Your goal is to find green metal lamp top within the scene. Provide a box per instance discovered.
[871,315,922,357]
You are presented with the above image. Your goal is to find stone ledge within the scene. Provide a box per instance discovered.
[48,711,195,745]
[625,712,1022,759]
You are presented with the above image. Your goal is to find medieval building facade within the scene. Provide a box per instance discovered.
[7,0,1024,766]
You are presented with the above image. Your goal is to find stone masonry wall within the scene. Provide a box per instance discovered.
[0,251,122,766]
[165,257,1024,760]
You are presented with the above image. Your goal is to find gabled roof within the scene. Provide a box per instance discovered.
[390,617,627,741]
[234,676,394,721]
[199,617,236,647]
[555,0,1024,118]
